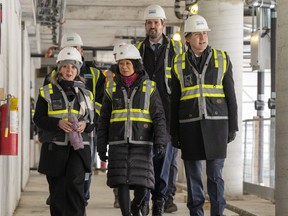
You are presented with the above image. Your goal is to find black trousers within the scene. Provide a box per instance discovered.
[47,149,86,216]
[118,184,148,216]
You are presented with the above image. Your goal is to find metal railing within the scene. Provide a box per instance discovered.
[243,117,275,200]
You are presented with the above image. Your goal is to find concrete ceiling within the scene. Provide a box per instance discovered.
[20,0,252,64]
[20,0,184,55]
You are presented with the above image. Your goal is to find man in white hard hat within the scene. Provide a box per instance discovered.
[42,32,105,208]
[170,14,238,216]
[137,4,183,216]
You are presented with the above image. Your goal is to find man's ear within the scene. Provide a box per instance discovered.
[79,48,84,56]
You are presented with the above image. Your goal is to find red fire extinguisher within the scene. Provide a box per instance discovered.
[0,96,18,155]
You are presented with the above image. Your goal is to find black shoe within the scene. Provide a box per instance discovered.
[164,199,178,213]
[140,201,149,216]
[131,200,143,216]
[152,198,164,216]
[46,195,50,205]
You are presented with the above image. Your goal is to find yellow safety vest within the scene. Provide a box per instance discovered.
[105,79,156,145]
[137,38,183,94]
[173,49,228,122]
[40,83,94,145]
[50,67,102,116]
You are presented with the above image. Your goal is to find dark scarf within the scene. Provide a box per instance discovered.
[58,79,94,124]
[121,73,139,87]
[58,80,86,101]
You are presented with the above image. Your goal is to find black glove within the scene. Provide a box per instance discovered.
[98,152,108,162]
[228,131,236,143]
[154,145,166,159]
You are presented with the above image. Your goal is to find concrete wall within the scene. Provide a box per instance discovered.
[275,0,288,215]
[0,1,34,215]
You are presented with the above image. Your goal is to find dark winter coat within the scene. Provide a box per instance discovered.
[97,71,168,189]
[171,46,238,160]
[138,35,181,131]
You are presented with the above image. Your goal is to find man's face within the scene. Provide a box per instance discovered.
[185,32,209,55]
[145,19,165,40]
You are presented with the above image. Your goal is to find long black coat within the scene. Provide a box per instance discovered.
[139,35,179,131]
[171,46,238,160]
[97,72,168,189]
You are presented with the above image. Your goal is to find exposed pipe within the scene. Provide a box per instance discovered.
[30,46,114,58]
[58,0,66,49]
[269,7,277,189]
[269,8,276,117]
[174,0,198,20]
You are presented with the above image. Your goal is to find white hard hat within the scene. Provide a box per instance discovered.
[113,42,127,55]
[56,47,83,74]
[144,5,166,20]
[184,15,211,34]
[116,44,142,61]
[61,33,83,48]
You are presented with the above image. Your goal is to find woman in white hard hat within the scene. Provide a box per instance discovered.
[170,15,238,216]
[97,44,168,216]
[33,47,95,216]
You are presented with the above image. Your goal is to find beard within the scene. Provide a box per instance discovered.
[147,29,159,39]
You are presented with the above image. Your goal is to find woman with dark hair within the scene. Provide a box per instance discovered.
[97,44,168,216]
[33,47,95,216]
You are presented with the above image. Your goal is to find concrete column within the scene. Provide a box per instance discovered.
[199,0,243,198]
[275,0,288,215]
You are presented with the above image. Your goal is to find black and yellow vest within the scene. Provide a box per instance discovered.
[173,49,229,123]
[105,79,156,145]
[39,83,94,145]
[137,38,183,94]
[50,67,102,116]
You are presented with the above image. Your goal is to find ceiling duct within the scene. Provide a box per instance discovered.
[36,0,65,46]
[245,0,277,8]
[174,0,199,20]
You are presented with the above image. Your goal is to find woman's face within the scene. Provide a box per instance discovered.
[59,64,78,81]
[118,60,134,77]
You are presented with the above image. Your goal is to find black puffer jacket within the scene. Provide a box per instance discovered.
[97,71,168,189]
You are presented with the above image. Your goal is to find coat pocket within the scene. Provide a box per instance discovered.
[38,142,70,177]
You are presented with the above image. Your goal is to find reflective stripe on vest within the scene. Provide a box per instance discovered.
[89,67,102,115]
[103,70,115,83]
[40,84,93,145]
[106,80,155,145]
[40,84,80,145]
[173,49,228,122]
[137,38,182,94]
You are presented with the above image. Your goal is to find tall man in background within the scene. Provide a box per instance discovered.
[137,4,183,216]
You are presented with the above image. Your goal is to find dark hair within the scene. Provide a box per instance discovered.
[131,59,144,73]
[116,59,144,74]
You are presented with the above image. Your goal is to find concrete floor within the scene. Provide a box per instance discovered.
[13,171,275,216]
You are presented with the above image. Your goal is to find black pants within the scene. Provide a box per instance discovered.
[47,149,86,216]
[118,184,148,216]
